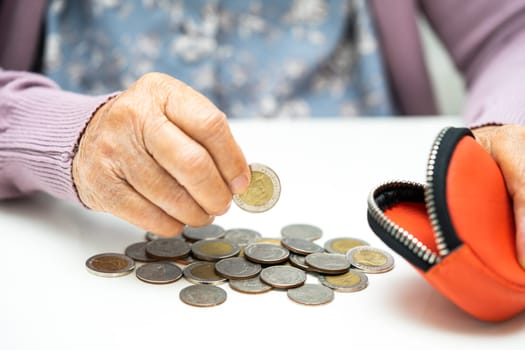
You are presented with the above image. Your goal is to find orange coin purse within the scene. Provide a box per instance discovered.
[367,127,525,322]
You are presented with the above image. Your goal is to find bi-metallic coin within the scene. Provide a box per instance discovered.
[190,239,240,262]
[323,237,370,254]
[85,253,135,277]
[183,261,227,285]
[346,246,395,273]
[318,270,369,292]
[233,163,281,213]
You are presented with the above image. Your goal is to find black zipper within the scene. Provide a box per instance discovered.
[367,127,473,272]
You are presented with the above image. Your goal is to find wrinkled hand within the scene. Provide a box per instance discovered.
[472,124,525,268]
[73,72,250,236]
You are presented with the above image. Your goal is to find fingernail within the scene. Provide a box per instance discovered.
[230,174,250,194]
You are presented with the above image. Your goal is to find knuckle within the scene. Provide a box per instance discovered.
[201,110,228,139]
[178,145,211,175]
[207,196,231,216]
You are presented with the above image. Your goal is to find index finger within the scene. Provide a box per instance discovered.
[164,80,250,194]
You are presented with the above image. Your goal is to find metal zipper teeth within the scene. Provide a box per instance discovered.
[367,181,441,265]
[424,127,450,257]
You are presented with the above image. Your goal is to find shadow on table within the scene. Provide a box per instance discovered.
[0,193,141,251]
[387,273,525,335]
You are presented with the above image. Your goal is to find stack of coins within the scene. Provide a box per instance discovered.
[85,163,394,307]
[86,222,394,307]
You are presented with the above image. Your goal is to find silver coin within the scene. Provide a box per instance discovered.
[318,270,368,292]
[259,265,306,289]
[85,253,135,277]
[191,239,240,262]
[145,231,161,241]
[145,231,186,241]
[214,257,261,280]
[124,241,159,262]
[287,283,334,305]
[135,262,183,284]
[243,243,289,265]
[281,237,324,255]
[179,284,227,307]
[223,228,262,247]
[289,253,314,271]
[183,261,227,285]
[145,238,191,260]
[183,224,225,241]
[305,252,351,275]
[280,224,323,241]
[229,276,272,294]
[323,237,370,254]
[346,246,395,273]
[233,163,281,213]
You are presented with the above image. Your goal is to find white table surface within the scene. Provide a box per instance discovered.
[2,117,525,350]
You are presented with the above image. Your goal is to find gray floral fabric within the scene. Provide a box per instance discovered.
[44,0,396,118]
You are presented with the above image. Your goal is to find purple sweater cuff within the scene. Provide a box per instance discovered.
[0,71,116,203]
[463,29,525,128]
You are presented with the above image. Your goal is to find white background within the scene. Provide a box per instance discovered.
[2,117,524,350]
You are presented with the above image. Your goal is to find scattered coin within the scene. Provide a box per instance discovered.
[229,276,273,294]
[281,237,324,255]
[214,257,261,280]
[244,243,289,265]
[288,253,314,271]
[287,283,334,305]
[191,239,240,262]
[305,252,351,275]
[85,253,135,277]
[323,237,370,254]
[281,224,323,241]
[318,270,368,292]
[135,262,183,284]
[145,238,191,260]
[183,261,227,285]
[183,224,225,242]
[145,231,161,241]
[255,237,282,245]
[260,265,306,289]
[224,228,262,247]
[346,246,395,273]
[179,284,227,307]
[125,241,159,263]
[233,163,281,213]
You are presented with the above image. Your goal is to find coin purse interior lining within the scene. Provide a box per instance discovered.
[368,127,525,322]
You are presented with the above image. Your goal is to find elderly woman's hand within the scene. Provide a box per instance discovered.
[472,124,525,269]
[72,72,250,237]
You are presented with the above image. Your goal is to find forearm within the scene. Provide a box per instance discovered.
[463,30,525,128]
[0,70,115,202]
[421,0,525,127]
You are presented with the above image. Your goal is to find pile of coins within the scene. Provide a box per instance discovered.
[85,163,394,307]
[86,223,394,307]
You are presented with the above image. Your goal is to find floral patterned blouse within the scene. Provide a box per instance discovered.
[44,0,396,118]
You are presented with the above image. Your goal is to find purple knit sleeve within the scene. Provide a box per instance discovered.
[421,0,525,127]
[0,70,116,202]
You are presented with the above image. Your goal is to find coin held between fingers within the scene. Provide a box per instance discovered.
[233,163,281,213]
